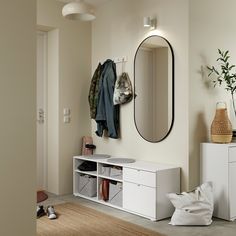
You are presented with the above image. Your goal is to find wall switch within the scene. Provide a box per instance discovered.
[63,108,70,116]
[63,116,70,123]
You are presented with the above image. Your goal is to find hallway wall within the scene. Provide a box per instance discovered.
[37,0,91,194]
[189,0,236,188]
[0,1,36,235]
[91,0,189,190]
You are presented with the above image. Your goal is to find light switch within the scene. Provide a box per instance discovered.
[63,108,70,116]
[63,116,71,123]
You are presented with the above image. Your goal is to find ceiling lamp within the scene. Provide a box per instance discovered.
[62,0,96,21]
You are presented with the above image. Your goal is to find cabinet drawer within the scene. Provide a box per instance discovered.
[123,167,156,187]
[123,181,156,218]
[229,147,236,163]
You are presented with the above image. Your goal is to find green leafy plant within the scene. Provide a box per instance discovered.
[207,49,236,117]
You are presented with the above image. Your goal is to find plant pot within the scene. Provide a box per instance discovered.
[229,99,236,137]
[211,102,232,143]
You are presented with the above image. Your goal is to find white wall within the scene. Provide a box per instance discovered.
[0,1,36,235]
[92,0,189,190]
[37,0,91,194]
[189,0,236,188]
[47,29,60,193]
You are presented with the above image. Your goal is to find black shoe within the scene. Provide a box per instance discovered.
[78,161,97,171]
[47,205,57,220]
[37,205,46,218]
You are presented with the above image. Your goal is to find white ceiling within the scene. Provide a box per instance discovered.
[58,0,111,8]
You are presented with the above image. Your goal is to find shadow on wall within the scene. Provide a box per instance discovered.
[200,54,218,95]
[190,112,208,188]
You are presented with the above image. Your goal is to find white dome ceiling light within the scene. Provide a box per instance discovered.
[62,0,96,21]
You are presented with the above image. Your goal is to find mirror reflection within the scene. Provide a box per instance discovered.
[134,35,174,142]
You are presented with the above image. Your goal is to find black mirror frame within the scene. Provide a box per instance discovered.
[134,35,175,143]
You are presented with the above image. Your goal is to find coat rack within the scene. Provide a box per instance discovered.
[113,56,128,64]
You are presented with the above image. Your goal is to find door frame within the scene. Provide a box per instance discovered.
[37,31,48,190]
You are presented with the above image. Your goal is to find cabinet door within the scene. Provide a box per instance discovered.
[229,147,236,163]
[123,181,156,218]
[229,162,236,219]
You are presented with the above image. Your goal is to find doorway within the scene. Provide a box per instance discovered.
[37,31,48,190]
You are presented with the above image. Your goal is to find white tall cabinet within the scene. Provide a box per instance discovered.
[200,143,236,221]
[73,156,180,221]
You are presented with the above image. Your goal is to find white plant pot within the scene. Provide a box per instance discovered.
[230,99,236,132]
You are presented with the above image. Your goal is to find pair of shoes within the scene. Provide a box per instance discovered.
[37,205,46,218]
[78,161,97,171]
[37,205,57,220]
[47,206,57,220]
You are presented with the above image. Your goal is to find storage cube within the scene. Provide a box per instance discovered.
[110,166,122,178]
[101,165,111,176]
[109,181,122,207]
[78,174,97,197]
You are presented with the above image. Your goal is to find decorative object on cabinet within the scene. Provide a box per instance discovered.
[168,182,214,226]
[73,156,180,221]
[211,102,232,143]
[134,35,174,143]
[81,136,94,155]
[201,143,236,221]
[86,154,111,159]
[107,157,135,164]
[207,49,236,136]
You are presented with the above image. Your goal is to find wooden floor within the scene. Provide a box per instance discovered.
[37,203,164,236]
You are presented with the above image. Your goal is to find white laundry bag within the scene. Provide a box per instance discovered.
[167,182,214,226]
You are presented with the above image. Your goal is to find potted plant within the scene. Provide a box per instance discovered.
[207,49,236,137]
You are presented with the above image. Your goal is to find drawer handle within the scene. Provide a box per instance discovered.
[137,184,141,187]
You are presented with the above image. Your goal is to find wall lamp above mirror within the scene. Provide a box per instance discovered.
[143,17,157,30]
[134,35,174,143]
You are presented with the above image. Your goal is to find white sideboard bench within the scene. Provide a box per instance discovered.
[73,155,180,221]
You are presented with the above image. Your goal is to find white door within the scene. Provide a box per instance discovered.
[37,31,47,190]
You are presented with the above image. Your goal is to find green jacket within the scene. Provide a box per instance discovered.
[88,63,102,119]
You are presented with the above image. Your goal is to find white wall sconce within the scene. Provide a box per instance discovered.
[143,16,157,30]
[62,0,96,21]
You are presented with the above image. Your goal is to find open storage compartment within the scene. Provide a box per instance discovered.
[74,172,97,198]
[98,163,123,181]
[98,177,123,207]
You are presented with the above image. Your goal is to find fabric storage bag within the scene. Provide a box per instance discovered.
[110,166,122,178]
[78,174,97,197]
[101,165,111,176]
[109,181,122,207]
[167,182,214,226]
[113,72,133,105]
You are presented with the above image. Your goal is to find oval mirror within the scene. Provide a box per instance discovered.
[134,35,174,142]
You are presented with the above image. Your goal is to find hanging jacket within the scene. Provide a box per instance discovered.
[88,63,102,119]
[95,59,119,139]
